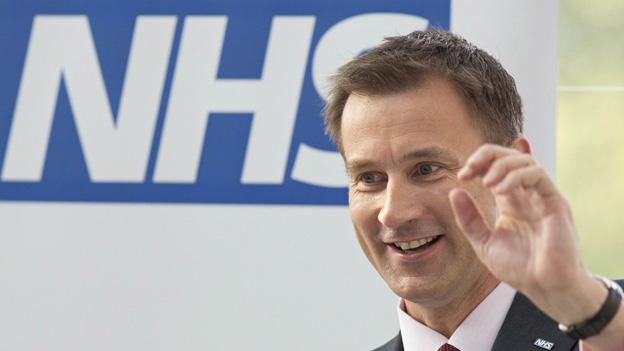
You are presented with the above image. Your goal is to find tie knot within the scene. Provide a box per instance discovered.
[437,343,460,351]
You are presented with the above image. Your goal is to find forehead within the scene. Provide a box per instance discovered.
[340,77,484,166]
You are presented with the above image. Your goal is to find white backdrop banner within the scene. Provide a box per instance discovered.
[0,0,558,350]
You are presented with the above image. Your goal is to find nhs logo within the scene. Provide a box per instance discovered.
[0,0,449,204]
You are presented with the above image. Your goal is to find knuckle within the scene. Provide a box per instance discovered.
[490,158,506,172]
[519,153,535,163]
[506,169,521,183]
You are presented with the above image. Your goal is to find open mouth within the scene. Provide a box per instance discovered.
[391,235,442,253]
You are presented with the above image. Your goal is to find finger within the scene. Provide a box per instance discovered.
[482,153,535,187]
[493,164,557,197]
[458,144,521,181]
[449,188,493,247]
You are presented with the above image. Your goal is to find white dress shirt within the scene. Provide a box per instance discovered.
[397,282,517,351]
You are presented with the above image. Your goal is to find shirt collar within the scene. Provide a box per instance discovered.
[397,282,516,351]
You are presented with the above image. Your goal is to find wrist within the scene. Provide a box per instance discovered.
[526,270,606,324]
[556,273,608,325]
[558,276,623,340]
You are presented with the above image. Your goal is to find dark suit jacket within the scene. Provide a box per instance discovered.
[373,280,624,351]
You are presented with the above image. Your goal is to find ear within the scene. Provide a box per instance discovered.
[510,135,531,155]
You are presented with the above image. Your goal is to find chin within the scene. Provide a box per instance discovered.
[387,274,449,305]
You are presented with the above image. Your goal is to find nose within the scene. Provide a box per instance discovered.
[377,179,426,230]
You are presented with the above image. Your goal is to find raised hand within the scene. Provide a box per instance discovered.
[448,141,609,328]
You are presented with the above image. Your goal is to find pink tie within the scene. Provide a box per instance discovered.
[437,344,460,351]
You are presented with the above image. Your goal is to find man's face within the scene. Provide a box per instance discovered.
[341,77,498,307]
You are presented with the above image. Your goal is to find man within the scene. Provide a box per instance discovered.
[323,30,623,351]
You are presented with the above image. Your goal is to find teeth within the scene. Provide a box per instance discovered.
[393,236,437,251]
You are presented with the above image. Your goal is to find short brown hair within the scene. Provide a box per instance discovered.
[323,30,523,153]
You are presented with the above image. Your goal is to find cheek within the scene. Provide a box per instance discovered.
[425,173,461,198]
[423,180,478,237]
[434,175,497,224]
[348,191,380,226]
[348,193,385,256]
[421,180,458,216]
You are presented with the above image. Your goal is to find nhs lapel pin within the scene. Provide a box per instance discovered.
[533,338,555,350]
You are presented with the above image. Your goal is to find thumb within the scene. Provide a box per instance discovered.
[449,188,492,248]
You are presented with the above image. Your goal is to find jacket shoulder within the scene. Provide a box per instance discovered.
[372,333,403,351]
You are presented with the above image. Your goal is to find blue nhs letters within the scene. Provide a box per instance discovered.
[0,2,449,204]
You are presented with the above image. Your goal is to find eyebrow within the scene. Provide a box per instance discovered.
[345,146,460,175]
[400,146,460,164]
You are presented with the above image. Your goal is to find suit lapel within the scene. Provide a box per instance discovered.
[492,292,578,351]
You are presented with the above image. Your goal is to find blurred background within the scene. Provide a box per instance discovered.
[558,0,624,278]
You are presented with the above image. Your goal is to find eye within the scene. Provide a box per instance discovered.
[359,172,385,184]
[415,163,441,176]
[351,172,386,190]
